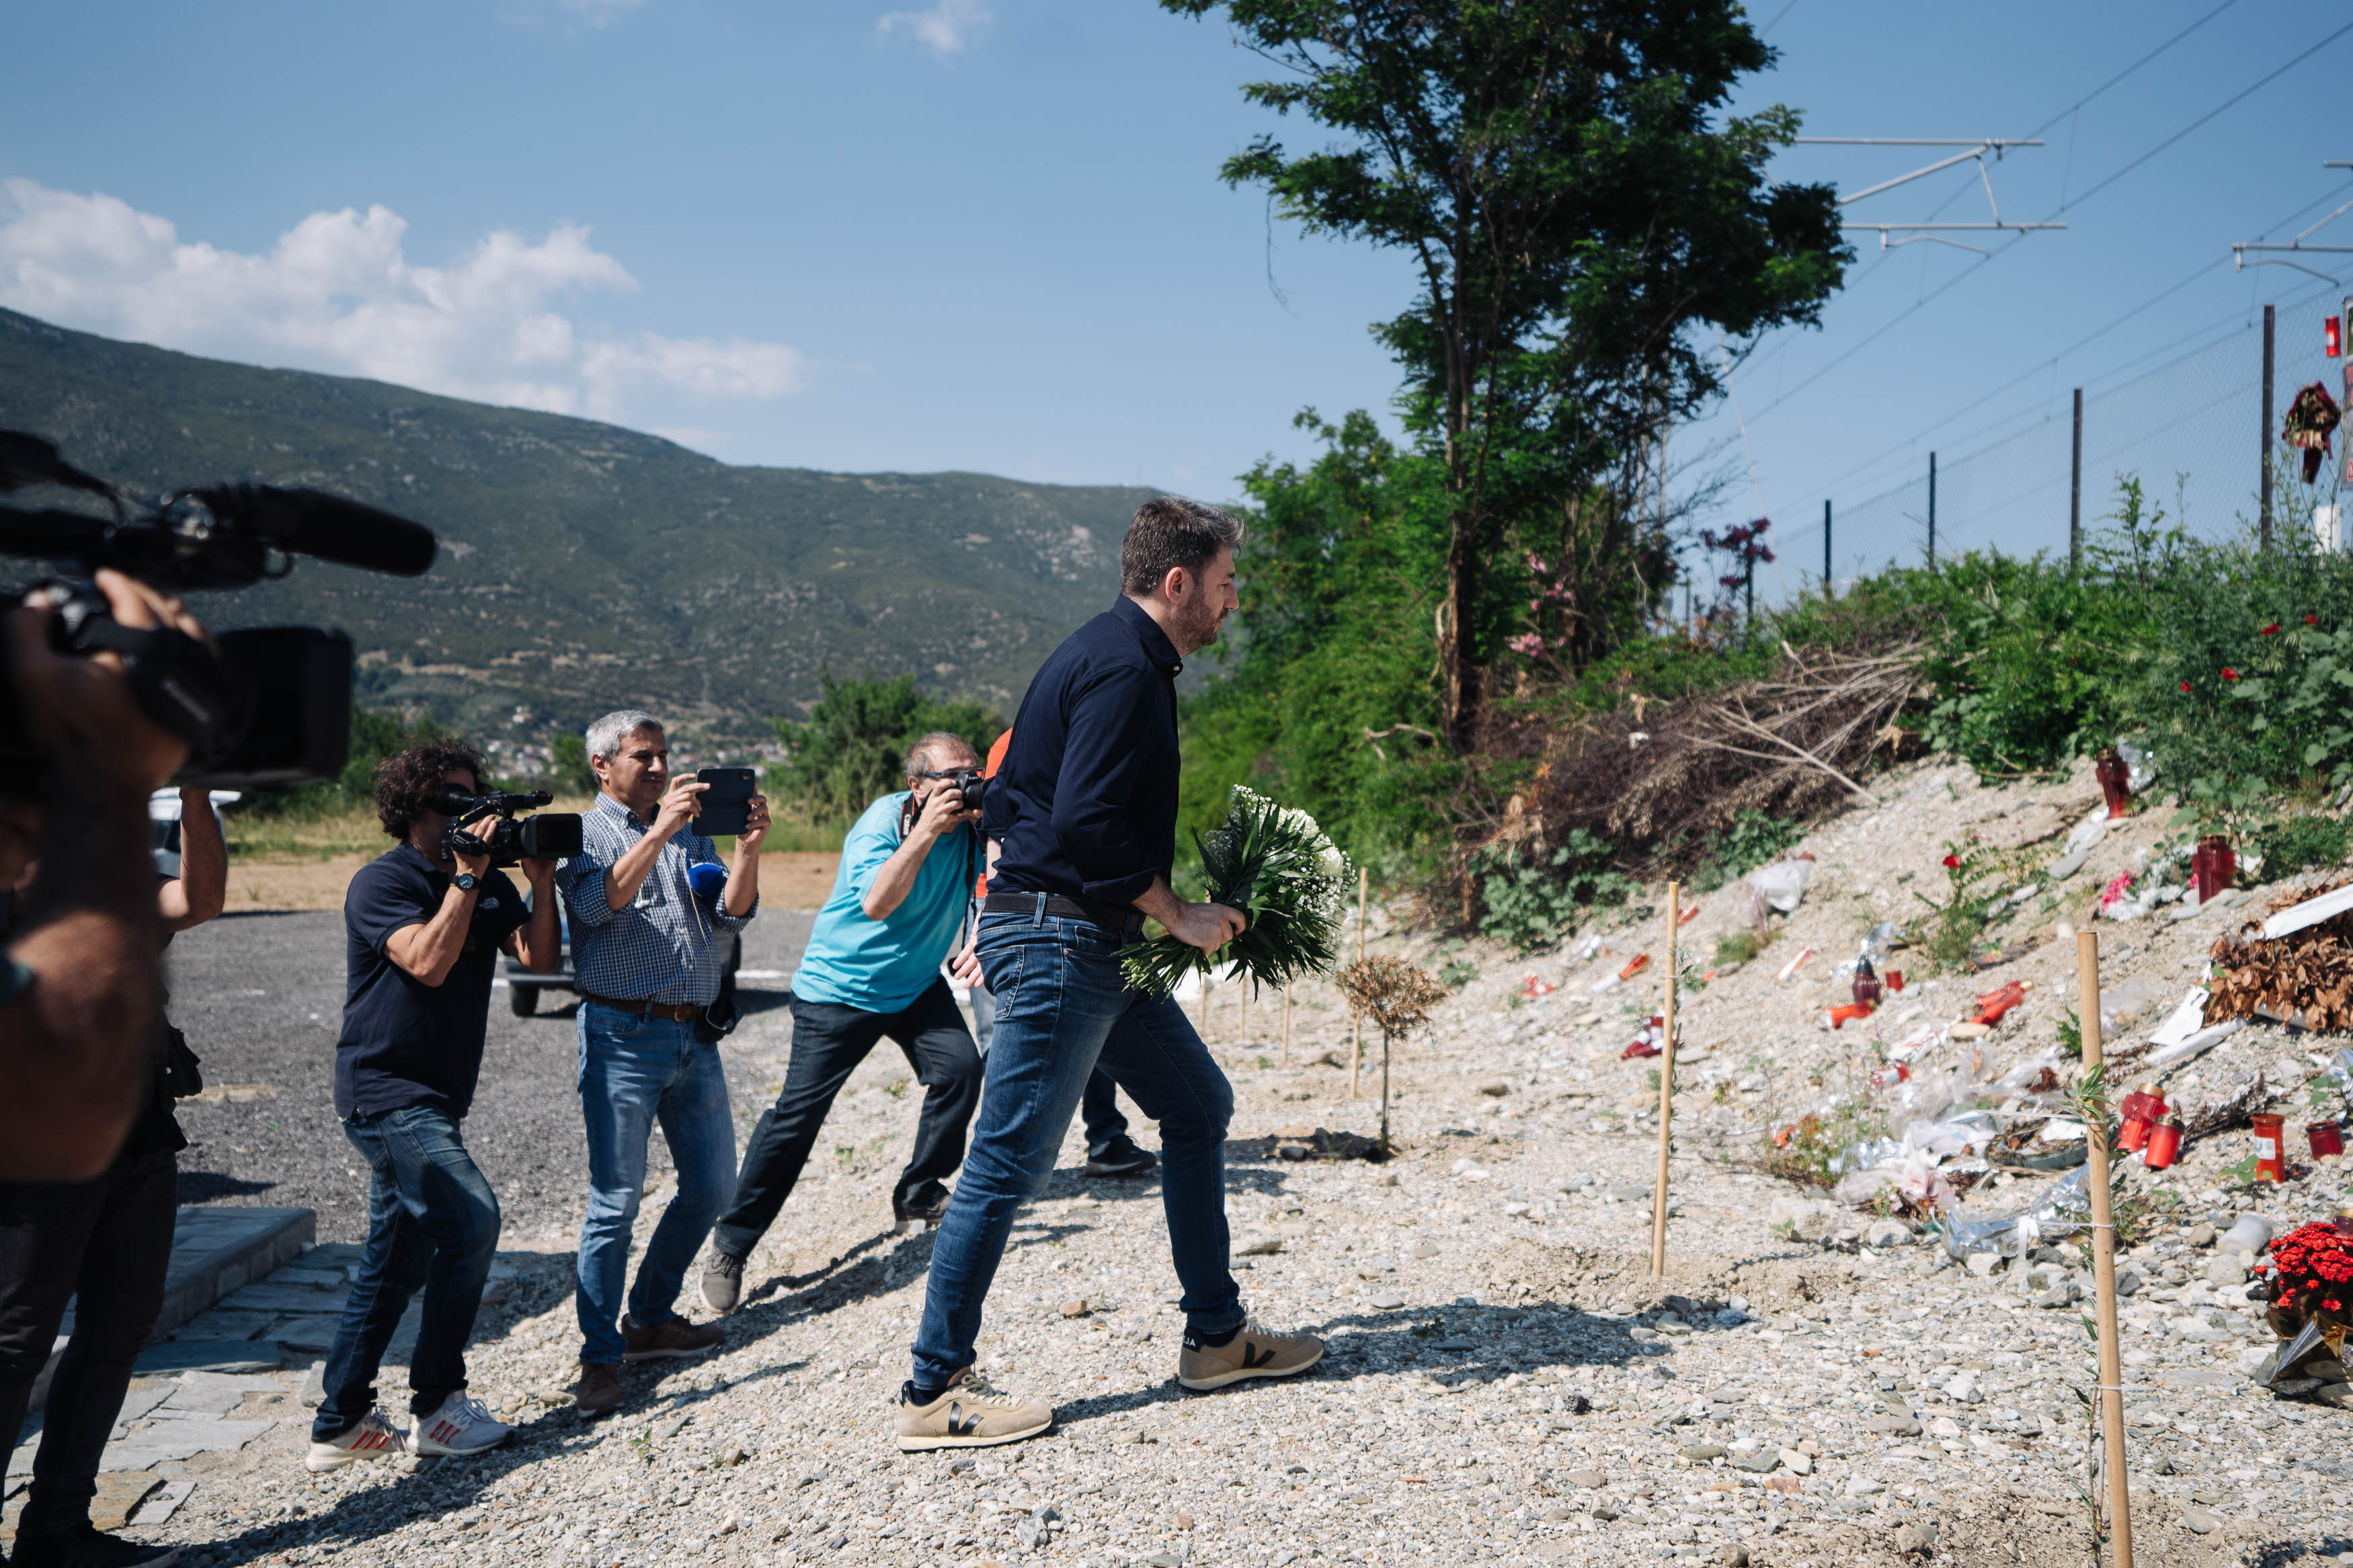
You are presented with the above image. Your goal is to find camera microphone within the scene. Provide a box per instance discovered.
[187,486,439,578]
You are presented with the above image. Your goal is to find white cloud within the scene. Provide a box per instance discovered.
[878,0,989,57]
[0,177,803,421]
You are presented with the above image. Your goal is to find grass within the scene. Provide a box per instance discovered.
[223,795,847,860]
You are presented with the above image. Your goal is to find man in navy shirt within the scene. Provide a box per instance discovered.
[895,497,1324,1452]
[308,739,560,1473]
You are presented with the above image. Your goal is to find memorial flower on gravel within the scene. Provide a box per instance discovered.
[1121,786,1351,997]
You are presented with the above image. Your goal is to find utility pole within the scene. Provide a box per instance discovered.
[2069,388,2083,572]
[1823,499,1833,595]
[2260,303,2276,548]
[1927,451,1938,569]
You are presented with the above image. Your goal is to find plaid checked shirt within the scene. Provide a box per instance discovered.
[556,794,757,1007]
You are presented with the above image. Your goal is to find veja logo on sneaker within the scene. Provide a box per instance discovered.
[1241,1342,1279,1370]
[945,1402,983,1437]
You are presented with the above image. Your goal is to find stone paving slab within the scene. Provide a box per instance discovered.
[214,1284,348,1314]
[130,1340,283,1376]
[104,1381,175,1439]
[0,1471,163,1544]
[175,1309,281,1342]
[30,1206,313,1417]
[97,1418,273,1471]
[269,1314,342,1352]
[153,1207,315,1339]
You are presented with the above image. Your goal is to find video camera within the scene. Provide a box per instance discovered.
[0,429,439,788]
[430,788,584,868]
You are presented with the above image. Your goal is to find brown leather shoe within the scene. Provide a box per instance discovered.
[575,1362,624,1418]
[622,1312,723,1362]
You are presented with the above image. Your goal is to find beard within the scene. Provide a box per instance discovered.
[1175,592,1226,654]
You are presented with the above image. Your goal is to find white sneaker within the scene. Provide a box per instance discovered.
[406,1393,514,1458]
[305,1407,406,1473]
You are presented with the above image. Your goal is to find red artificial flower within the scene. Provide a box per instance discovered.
[2330,1299,2344,1313]
[2262,624,2281,636]
[2180,680,2192,694]
[2222,668,2239,681]
[1942,854,1960,868]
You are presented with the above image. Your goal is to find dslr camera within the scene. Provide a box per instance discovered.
[940,768,987,813]
[0,430,438,788]
[432,789,585,868]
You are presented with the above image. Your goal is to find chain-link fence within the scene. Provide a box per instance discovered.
[1763,283,2352,589]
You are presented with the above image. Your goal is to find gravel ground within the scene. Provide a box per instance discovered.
[116,755,2353,1566]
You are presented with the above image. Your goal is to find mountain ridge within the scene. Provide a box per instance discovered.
[0,306,1166,762]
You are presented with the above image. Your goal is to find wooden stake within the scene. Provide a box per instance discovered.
[1281,991,1291,1067]
[2076,930,2137,1568]
[1350,866,1368,1099]
[1648,881,1681,1278]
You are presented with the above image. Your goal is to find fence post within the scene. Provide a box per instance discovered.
[2070,387,2083,572]
[2262,303,2276,548]
[1823,498,1833,595]
[1927,451,1938,568]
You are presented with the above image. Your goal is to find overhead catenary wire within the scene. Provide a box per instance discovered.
[1743,12,2343,434]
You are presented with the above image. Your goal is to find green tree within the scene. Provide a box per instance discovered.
[1160,0,1850,748]
[770,673,1003,822]
[1181,410,1452,860]
[548,732,598,796]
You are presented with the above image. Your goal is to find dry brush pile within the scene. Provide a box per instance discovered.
[1471,640,1927,879]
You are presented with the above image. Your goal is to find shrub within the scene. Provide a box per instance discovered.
[1693,810,1802,890]
[1913,833,2027,973]
[1714,930,1765,967]
[1472,828,1637,952]
[2244,813,2352,880]
[770,672,1002,822]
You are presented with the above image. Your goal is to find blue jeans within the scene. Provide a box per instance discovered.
[910,907,1241,1391]
[313,1106,500,1440]
[974,984,1138,1159]
[575,1004,737,1365]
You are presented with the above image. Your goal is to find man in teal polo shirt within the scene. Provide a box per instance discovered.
[696,732,985,1314]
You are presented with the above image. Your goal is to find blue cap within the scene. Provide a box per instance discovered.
[687,862,729,902]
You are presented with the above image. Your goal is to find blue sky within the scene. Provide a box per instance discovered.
[5,1,2349,575]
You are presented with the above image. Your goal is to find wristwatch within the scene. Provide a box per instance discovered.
[453,872,479,893]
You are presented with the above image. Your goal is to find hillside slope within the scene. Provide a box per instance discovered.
[0,307,1159,753]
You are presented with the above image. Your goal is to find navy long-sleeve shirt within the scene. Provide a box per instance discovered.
[983,597,1183,906]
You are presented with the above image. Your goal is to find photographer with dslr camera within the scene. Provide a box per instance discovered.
[696,733,986,1317]
[305,739,560,1472]
[559,710,766,1418]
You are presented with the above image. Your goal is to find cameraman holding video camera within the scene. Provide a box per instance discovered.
[0,572,208,1184]
[305,739,560,1473]
[0,657,226,1568]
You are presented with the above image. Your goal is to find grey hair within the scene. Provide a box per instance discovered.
[904,731,978,779]
[586,710,664,764]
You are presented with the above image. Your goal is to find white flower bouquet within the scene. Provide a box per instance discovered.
[1121,786,1352,997]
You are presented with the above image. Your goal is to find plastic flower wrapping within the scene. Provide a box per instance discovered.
[1121,787,1353,997]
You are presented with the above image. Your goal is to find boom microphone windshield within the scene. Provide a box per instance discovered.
[188,485,438,577]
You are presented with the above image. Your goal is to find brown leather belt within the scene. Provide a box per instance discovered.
[580,991,703,1022]
[981,889,1146,933]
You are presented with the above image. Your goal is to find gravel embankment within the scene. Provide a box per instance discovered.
[126,755,2353,1566]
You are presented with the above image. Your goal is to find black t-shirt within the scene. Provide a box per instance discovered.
[336,844,527,1120]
